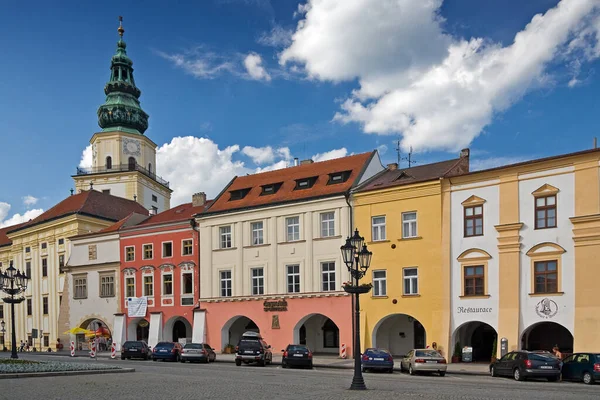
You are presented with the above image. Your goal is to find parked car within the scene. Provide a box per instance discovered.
[180,343,216,363]
[281,344,313,369]
[490,351,561,381]
[121,340,151,360]
[561,353,600,384]
[152,342,183,362]
[235,331,272,367]
[361,348,393,373]
[400,349,447,376]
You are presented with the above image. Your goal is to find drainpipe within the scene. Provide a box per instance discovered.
[190,218,201,311]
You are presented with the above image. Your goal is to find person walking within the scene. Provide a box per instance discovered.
[19,340,25,352]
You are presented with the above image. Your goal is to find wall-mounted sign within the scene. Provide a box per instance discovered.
[127,297,148,318]
[535,298,558,319]
[457,306,492,314]
[272,315,280,329]
[264,299,288,312]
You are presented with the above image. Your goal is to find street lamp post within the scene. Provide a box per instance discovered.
[341,229,373,390]
[1,320,5,350]
[0,261,29,359]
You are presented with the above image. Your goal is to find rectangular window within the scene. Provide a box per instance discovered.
[43,335,49,347]
[464,265,485,296]
[143,276,153,296]
[182,272,193,294]
[372,216,386,241]
[125,246,135,261]
[151,206,158,214]
[42,258,48,277]
[162,242,173,258]
[320,212,335,238]
[26,261,31,278]
[26,299,32,316]
[251,221,264,245]
[102,189,111,195]
[163,274,173,296]
[25,246,30,253]
[373,270,387,296]
[74,276,87,299]
[143,244,153,260]
[403,268,418,295]
[0,335,4,346]
[126,277,135,298]
[59,295,62,305]
[42,296,49,315]
[220,226,232,249]
[41,242,47,250]
[251,268,264,295]
[0,305,3,319]
[152,194,158,202]
[286,216,300,242]
[59,254,65,273]
[402,212,418,238]
[534,260,558,293]
[58,238,64,245]
[287,264,300,293]
[464,205,483,237]
[321,262,336,292]
[100,274,115,297]
[220,270,232,297]
[535,195,557,229]
[182,240,193,256]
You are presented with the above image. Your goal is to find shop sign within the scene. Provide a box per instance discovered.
[264,299,288,312]
[457,306,492,314]
[535,298,558,319]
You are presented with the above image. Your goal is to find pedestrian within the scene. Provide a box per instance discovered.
[552,345,563,359]
[19,340,25,352]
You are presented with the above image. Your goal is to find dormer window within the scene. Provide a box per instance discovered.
[294,176,318,190]
[229,188,251,201]
[260,182,283,196]
[327,170,351,185]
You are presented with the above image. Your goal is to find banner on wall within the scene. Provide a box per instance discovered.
[127,297,148,318]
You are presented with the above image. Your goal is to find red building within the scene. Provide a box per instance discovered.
[116,193,210,348]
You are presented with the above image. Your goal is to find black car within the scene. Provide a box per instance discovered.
[152,342,183,362]
[490,351,561,381]
[235,331,273,367]
[561,353,600,384]
[281,344,313,369]
[120,340,151,360]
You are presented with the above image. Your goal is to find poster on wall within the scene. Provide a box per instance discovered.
[127,297,148,318]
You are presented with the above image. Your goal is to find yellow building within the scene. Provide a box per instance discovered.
[353,151,470,357]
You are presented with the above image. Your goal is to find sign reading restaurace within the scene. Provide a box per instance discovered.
[264,299,288,312]
[457,306,492,314]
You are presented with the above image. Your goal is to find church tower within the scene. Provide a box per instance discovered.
[73,17,172,213]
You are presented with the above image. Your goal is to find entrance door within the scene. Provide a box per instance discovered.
[414,321,426,349]
[173,320,186,343]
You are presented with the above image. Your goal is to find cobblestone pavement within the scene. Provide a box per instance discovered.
[1,354,598,400]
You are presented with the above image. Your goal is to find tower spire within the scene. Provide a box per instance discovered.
[96,16,149,135]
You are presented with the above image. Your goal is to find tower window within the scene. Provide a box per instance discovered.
[106,156,112,170]
[148,163,152,174]
[122,69,128,81]
[128,157,136,171]
[113,68,120,80]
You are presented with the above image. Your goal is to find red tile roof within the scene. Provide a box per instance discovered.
[70,212,150,239]
[356,156,469,192]
[6,190,149,235]
[204,152,377,215]
[124,200,214,230]
[0,222,28,247]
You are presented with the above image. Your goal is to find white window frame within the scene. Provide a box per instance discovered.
[321,262,336,292]
[286,216,300,242]
[181,239,193,256]
[251,267,264,295]
[320,212,335,238]
[373,270,387,297]
[162,241,174,258]
[73,274,88,299]
[372,216,386,241]
[251,221,264,246]
[181,270,194,306]
[162,272,173,297]
[220,270,232,297]
[403,267,419,295]
[125,276,136,298]
[143,275,154,297]
[402,212,418,239]
[142,243,153,260]
[287,264,300,293]
[125,246,135,262]
[219,226,232,249]
[99,273,115,297]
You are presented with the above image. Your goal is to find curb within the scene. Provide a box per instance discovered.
[0,367,135,379]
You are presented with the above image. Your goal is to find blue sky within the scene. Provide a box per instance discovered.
[1,0,600,224]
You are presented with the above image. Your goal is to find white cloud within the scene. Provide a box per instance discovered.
[470,156,531,171]
[377,144,388,156]
[156,48,238,79]
[312,148,348,162]
[244,53,272,81]
[79,145,92,169]
[281,0,600,152]
[242,145,291,164]
[22,195,38,207]
[0,202,44,228]
[258,25,293,47]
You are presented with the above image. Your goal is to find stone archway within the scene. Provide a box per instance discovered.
[372,314,426,357]
[77,318,112,351]
[163,316,192,343]
[293,313,339,354]
[453,321,498,362]
[127,318,149,342]
[221,316,260,351]
[521,321,573,353]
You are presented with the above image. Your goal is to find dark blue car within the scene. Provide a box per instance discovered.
[561,353,600,384]
[152,342,183,362]
[362,348,394,373]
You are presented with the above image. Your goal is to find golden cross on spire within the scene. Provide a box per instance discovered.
[118,16,125,37]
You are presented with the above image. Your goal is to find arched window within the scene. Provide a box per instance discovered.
[106,156,112,170]
[148,163,152,174]
[128,157,136,171]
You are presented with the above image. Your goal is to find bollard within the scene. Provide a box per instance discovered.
[70,341,75,357]
[340,343,347,359]
[111,342,116,359]
[90,340,96,358]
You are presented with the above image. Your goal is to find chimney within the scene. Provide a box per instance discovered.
[300,159,314,165]
[594,137,597,149]
[387,163,398,171]
[460,148,470,158]
[293,157,299,167]
[192,192,207,207]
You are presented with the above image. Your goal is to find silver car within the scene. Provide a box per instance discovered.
[400,349,447,376]
[180,343,216,363]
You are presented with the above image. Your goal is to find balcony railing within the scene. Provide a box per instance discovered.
[75,163,170,188]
